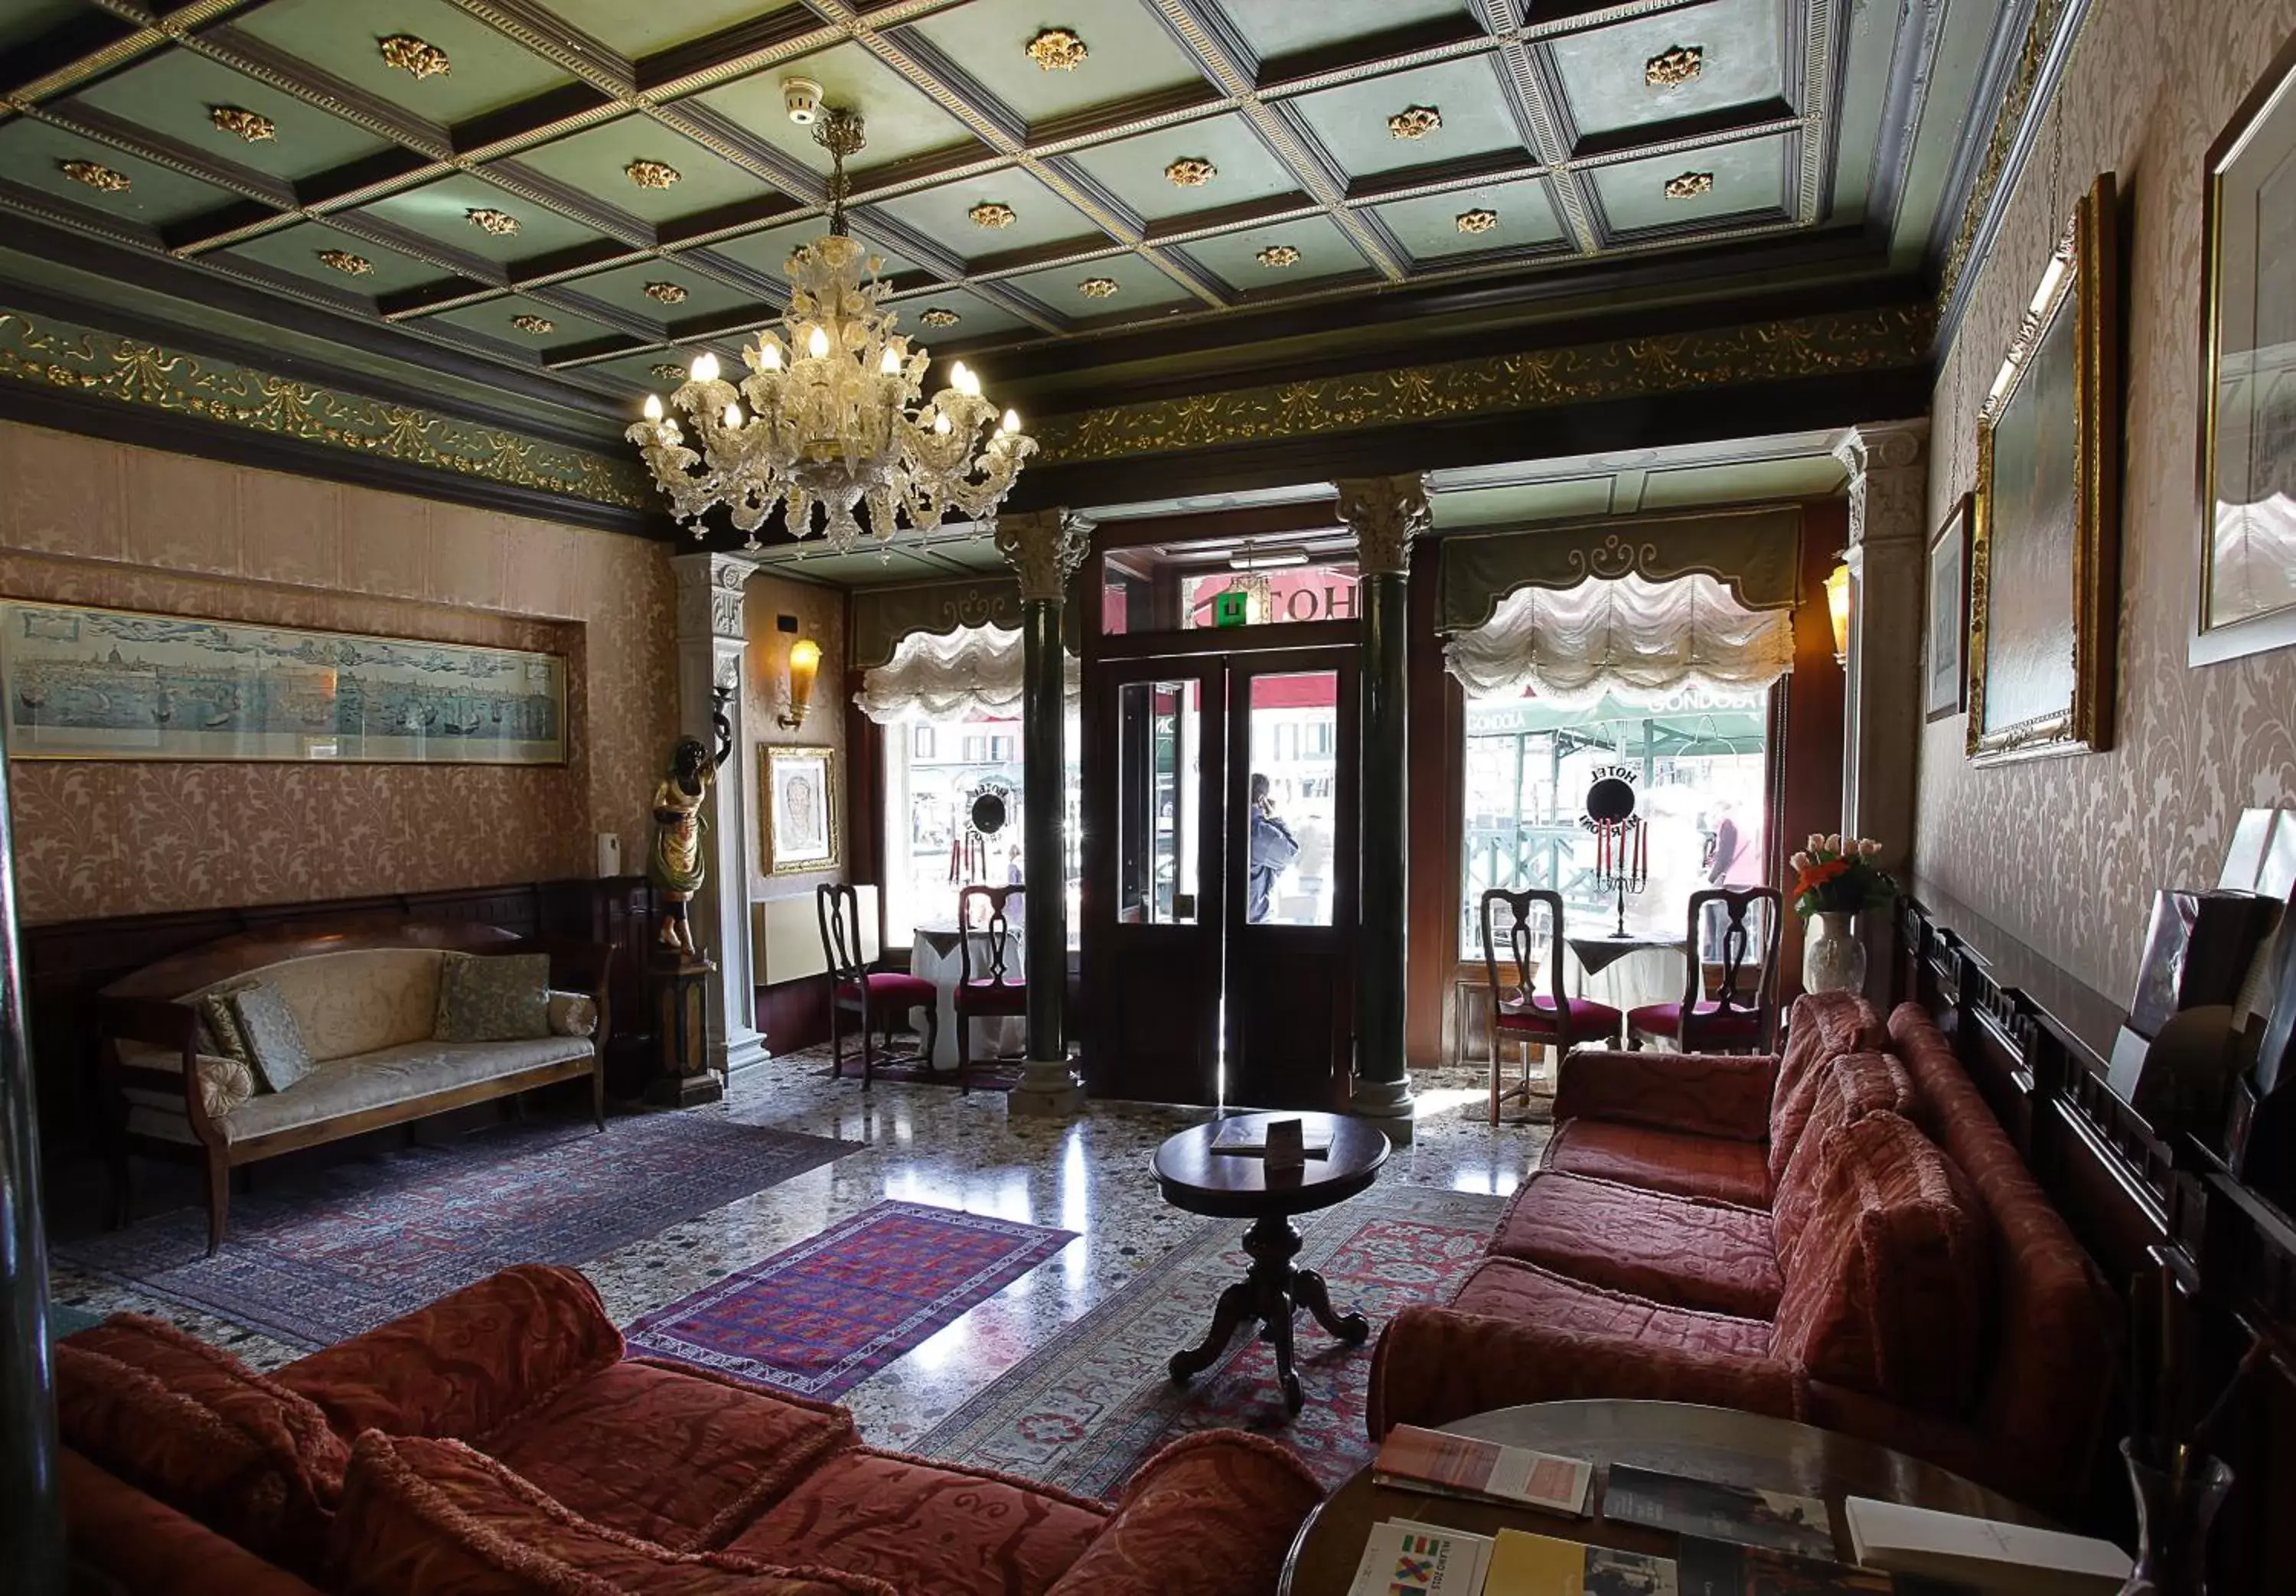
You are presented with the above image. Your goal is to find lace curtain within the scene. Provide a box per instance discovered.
[1444,571,1795,705]
[855,624,1079,723]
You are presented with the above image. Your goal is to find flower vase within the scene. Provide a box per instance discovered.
[2118,1440,2233,1596]
[1802,911,1865,995]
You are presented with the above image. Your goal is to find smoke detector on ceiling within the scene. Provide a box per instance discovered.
[781,78,823,125]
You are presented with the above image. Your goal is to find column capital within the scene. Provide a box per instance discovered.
[993,509,1092,603]
[671,551,757,655]
[1831,421,1929,549]
[1335,475,1430,576]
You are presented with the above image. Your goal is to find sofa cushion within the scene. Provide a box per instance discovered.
[231,982,315,1093]
[1488,1172,1782,1319]
[1769,1111,1988,1414]
[437,952,553,1043]
[549,990,599,1037]
[724,1448,1108,1596]
[331,1433,895,1596]
[484,1360,861,1552]
[117,1041,256,1119]
[56,1314,350,1577]
[1541,1118,1772,1207]
[1771,1052,1917,1263]
[198,985,257,1069]
[188,950,448,1064]
[1449,1255,1775,1362]
[1041,1433,1321,1596]
[1768,992,1889,1185]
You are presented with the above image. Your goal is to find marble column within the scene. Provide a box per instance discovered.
[670,551,768,1076]
[1831,422,1929,995]
[995,508,1091,1116]
[1337,475,1429,1147]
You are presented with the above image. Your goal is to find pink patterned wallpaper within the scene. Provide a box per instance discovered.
[740,572,847,901]
[0,422,677,923]
[1915,0,2296,998]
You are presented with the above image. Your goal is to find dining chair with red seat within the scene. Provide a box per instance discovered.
[1481,888,1623,1124]
[1627,887,1782,1054]
[817,882,936,1090]
[955,883,1028,1093]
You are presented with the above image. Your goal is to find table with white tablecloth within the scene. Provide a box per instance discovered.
[908,921,1027,1072]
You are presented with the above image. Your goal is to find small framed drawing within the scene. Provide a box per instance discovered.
[1968,171,2122,764]
[763,744,838,875]
[1926,493,1973,721]
[2193,33,2296,665]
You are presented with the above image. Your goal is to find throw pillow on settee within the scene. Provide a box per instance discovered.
[435,953,553,1043]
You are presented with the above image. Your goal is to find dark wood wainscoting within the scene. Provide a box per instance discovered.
[1896,883,2296,1594]
[25,875,657,1151]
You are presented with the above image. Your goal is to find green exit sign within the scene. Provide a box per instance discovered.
[1213,588,1250,627]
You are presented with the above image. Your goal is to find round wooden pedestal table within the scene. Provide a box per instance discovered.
[1151,1112,1390,1416]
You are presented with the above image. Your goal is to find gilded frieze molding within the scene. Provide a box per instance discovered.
[1030,305,1934,467]
[0,309,652,512]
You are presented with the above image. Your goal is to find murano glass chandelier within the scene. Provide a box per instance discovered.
[627,106,1035,552]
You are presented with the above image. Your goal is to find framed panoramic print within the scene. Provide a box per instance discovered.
[2193,36,2296,665]
[763,744,839,875]
[1968,171,2122,764]
[0,601,566,764]
[1926,493,1974,721]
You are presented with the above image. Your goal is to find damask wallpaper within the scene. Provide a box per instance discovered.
[0,420,677,923]
[1914,0,2296,999]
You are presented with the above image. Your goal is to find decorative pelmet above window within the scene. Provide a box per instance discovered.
[1437,505,1804,633]
[849,576,1084,673]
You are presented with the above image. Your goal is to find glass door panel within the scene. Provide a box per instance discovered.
[1114,679,1202,926]
[1238,669,1341,928]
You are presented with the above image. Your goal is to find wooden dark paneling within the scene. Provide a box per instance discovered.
[756,974,830,1055]
[24,875,657,1148]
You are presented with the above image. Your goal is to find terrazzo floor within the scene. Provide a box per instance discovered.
[45,1050,1548,1451]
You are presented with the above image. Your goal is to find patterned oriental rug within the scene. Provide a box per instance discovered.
[916,1184,1507,1497]
[626,1200,1077,1402]
[58,1113,857,1350]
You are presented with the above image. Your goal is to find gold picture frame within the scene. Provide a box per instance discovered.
[762,744,839,875]
[2193,34,2296,664]
[1968,171,2121,765]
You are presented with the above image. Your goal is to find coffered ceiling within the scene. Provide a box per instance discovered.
[0,0,2011,445]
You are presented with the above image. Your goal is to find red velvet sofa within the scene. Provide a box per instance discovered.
[1368,995,2117,1517]
[57,1264,1320,1596]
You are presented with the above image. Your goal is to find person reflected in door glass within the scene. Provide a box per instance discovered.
[1247,772,1300,923]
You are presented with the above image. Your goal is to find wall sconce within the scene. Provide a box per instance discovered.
[1825,560,1851,668]
[778,635,821,728]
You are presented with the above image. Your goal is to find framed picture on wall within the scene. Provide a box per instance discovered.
[1968,171,2122,765]
[763,744,838,875]
[1925,493,1973,721]
[2193,36,2296,665]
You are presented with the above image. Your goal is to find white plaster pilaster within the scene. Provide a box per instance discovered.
[1831,421,1930,872]
[671,551,767,1073]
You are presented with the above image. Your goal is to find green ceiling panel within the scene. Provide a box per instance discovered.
[1371,174,1566,262]
[1287,56,1525,179]
[1548,0,1786,140]
[1065,113,1302,225]
[590,351,711,394]
[71,51,394,184]
[357,172,601,263]
[220,220,446,296]
[1587,132,1791,234]
[1000,252,1198,320]
[869,168,1097,264]
[901,0,1206,127]
[0,0,81,55]
[235,0,572,125]
[543,0,805,60]
[432,293,619,350]
[692,44,977,177]
[1179,214,1367,292]
[505,116,776,225]
[570,258,767,324]
[1218,0,1479,67]
[709,220,921,284]
[0,119,237,227]
[882,287,1035,341]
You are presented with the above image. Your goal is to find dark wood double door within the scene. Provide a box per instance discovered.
[1083,641,1358,1111]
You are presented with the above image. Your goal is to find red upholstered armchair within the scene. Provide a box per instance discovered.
[819,882,937,1090]
[59,1265,1323,1596]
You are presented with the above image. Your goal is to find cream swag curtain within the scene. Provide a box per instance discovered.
[855,624,1079,723]
[1445,572,1795,705]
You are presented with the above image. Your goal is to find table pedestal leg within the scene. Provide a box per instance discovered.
[1168,1213,1372,1415]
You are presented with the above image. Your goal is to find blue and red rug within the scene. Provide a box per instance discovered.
[57,1113,856,1350]
[626,1200,1077,1401]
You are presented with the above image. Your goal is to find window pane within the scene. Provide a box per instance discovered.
[882,705,1080,947]
[1459,686,1770,958]
[1181,562,1358,629]
[1116,679,1201,924]
[1244,670,1339,927]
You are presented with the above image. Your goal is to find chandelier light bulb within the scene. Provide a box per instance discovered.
[1002,409,1020,434]
[690,352,719,383]
[933,412,952,435]
[723,403,742,428]
[760,341,781,371]
[950,360,971,389]
[881,346,901,374]
[643,394,664,422]
[807,326,830,358]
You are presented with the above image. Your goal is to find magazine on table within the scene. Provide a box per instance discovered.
[1372,1424,1594,1516]
[1602,1465,1838,1562]
[1208,1117,1333,1155]
[1345,1519,1494,1596]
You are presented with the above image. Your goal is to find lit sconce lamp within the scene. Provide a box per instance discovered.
[778,628,821,729]
[1825,560,1851,668]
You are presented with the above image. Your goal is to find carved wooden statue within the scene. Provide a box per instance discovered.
[650,687,733,957]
